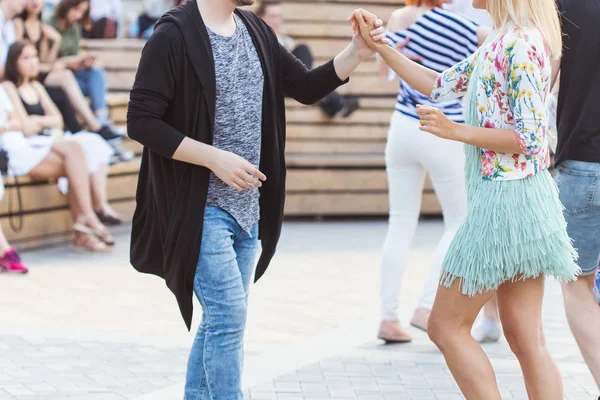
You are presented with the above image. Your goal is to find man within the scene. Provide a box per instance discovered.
[255,0,359,118]
[554,0,600,392]
[126,0,385,397]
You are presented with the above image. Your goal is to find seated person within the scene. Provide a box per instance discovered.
[255,0,359,118]
[3,40,123,252]
[46,0,112,127]
[129,0,178,39]
[3,0,131,161]
[83,0,121,39]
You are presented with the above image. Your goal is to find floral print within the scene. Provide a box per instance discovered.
[431,23,552,181]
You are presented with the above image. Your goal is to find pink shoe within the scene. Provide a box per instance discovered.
[0,247,28,274]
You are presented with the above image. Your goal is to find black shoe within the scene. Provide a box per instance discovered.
[339,96,359,118]
[110,141,134,163]
[97,125,123,142]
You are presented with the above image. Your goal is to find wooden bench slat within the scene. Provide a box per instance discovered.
[285,192,440,216]
[287,153,385,167]
[287,125,389,140]
[282,3,397,23]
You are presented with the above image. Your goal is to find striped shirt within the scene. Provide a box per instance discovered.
[386,8,479,122]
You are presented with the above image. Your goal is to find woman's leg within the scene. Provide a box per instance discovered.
[428,282,501,399]
[43,69,102,132]
[0,224,12,255]
[80,67,109,124]
[44,86,84,134]
[90,163,108,212]
[89,163,122,220]
[379,113,425,342]
[30,141,99,227]
[497,277,563,400]
[413,136,466,329]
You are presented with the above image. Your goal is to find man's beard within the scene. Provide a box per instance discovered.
[234,0,255,7]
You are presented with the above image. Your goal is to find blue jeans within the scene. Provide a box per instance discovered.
[555,160,600,276]
[72,67,107,114]
[184,206,259,400]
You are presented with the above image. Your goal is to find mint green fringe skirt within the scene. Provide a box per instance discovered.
[440,144,580,295]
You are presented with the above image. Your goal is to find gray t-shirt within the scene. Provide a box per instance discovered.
[206,14,264,234]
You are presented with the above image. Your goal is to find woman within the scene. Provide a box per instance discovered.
[47,0,110,126]
[352,1,578,398]
[14,0,128,157]
[376,0,489,342]
[3,40,121,252]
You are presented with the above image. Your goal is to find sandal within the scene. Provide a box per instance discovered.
[73,224,112,253]
[92,226,115,247]
[96,208,123,226]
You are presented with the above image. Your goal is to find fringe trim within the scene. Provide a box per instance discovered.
[440,145,581,296]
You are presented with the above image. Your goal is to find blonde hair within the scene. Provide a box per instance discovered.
[487,0,562,59]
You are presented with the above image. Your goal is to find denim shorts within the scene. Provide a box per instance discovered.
[555,160,600,276]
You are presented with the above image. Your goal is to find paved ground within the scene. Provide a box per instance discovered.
[0,220,596,399]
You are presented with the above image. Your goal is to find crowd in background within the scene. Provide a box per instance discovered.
[0,0,599,305]
[0,0,144,270]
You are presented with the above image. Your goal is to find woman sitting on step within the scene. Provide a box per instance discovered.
[1,40,122,252]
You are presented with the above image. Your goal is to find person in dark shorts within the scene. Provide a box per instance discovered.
[554,0,600,391]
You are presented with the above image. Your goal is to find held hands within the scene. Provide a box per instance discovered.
[347,9,389,59]
[207,148,266,192]
[348,9,390,52]
[416,105,459,140]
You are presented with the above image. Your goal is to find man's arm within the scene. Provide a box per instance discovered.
[127,24,265,191]
[280,20,384,105]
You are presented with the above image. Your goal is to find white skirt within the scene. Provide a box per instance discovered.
[0,131,114,197]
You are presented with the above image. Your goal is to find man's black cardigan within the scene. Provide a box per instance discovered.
[127,0,348,329]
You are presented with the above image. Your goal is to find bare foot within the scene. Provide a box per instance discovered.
[378,320,412,343]
[410,307,431,332]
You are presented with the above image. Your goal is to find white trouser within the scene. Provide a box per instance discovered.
[381,111,467,321]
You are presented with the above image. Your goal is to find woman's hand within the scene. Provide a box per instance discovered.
[82,54,96,69]
[349,9,389,52]
[346,11,387,60]
[416,105,459,140]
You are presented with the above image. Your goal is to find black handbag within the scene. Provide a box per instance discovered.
[0,144,23,233]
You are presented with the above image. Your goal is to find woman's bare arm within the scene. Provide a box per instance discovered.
[42,25,62,65]
[354,9,438,96]
[13,19,24,39]
[2,82,42,136]
[377,8,411,78]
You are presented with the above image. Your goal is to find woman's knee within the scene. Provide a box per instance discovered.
[427,312,459,349]
[53,139,85,158]
[89,67,106,80]
[502,323,543,359]
[49,69,77,86]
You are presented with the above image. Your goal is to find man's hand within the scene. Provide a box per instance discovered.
[347,10,388,59]
[206,148,267,192]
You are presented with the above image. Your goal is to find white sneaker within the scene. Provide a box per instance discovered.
[472,316,502,343]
